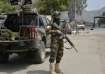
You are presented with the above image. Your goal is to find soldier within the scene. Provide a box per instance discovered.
[46,11,64,74]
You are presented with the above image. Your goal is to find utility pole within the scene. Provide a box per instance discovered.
[68,0,78,34]
[68,0,75,21]
[74,0,79,34]
[69,0,87,34]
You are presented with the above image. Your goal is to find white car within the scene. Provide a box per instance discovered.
[77,24,85,30]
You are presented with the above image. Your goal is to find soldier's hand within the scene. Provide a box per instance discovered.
[46,26,51,32]
[56,30,62,34]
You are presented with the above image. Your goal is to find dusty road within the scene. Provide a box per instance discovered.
[0,28,105,74]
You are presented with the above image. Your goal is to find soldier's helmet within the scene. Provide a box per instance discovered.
[52,11,60,26]
[52,11,60,17]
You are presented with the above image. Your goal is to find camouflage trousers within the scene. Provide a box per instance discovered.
[49,35,64,63]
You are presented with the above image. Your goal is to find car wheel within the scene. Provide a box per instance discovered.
[34,41,46,64]
[0,54,9,63]
[34,48,45,64]
[25,41,46,64]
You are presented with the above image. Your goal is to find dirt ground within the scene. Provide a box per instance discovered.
[0,28,105,74]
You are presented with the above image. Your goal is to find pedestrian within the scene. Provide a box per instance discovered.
[46,11,64,74]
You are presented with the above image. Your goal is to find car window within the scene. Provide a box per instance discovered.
[41,16,51,26]
[39,16,50,27]
[4,13,38,32]
[46,18,50,25]
[42,17,47,25]
[39,17,45,27]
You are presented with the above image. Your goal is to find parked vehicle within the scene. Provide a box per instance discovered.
[0,11,50,63]
[77,24,85,30]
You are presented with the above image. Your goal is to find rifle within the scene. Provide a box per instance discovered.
[52,23,78,53]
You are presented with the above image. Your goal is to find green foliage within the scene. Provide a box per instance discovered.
[35,0,87,15]
[76,0,87,15]
[36,0,71,14]
[0,0,16,14]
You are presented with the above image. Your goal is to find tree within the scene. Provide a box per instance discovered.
[69,0,87,15]
[76,0,87,15]
[0,0,16,14]
[35,0,71,14]
[35,0,87,15]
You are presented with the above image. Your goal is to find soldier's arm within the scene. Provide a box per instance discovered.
[46,26,55,33]
[46,25,62,34]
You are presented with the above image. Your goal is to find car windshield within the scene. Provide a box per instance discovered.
[4,13,37,32]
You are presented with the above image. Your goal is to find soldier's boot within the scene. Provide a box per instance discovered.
[55,63,62,73]
[49,63,56,74]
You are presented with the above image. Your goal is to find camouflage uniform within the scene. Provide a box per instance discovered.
[49,31,64,63]
[49,11,64,64]
[47,11,64,74]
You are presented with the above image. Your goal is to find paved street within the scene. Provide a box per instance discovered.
[0,28,105,74]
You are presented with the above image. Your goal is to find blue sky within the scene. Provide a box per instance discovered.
[85,0,105,11]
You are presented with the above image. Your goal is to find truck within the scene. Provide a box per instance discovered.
[0,0,50,63]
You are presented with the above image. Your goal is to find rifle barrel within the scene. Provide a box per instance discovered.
[65,36,78,53]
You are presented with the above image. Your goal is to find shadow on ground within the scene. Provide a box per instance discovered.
[27,70,49,74]
[0,63,29,74]
[0,52,50,74]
